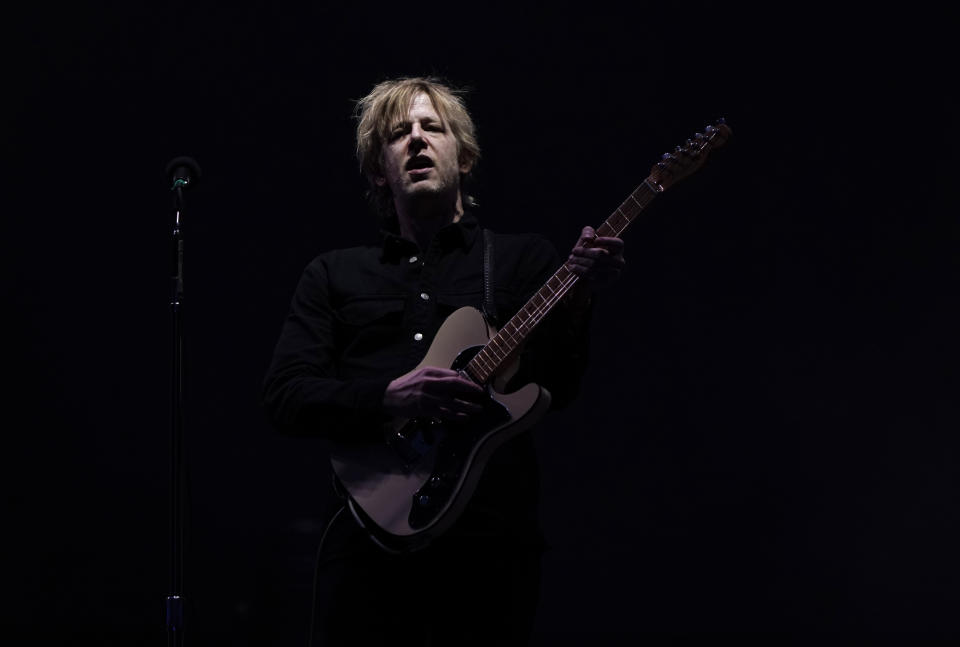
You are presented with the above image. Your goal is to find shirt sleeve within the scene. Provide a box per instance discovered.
[261,256,393,439]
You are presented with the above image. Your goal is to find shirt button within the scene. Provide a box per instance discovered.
[420,292,429,301]
[414,333,423,341]
[409,256,418,263]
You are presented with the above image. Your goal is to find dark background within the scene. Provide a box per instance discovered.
[6,2,958,644]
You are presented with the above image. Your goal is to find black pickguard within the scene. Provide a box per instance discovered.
[387,345,511,530]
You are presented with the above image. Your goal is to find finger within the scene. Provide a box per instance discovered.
[433,396,484,413]
[570,247,612,260]
[419,367,482,388]
[590,236,624,254]
[438,409,473,422]
[575,226,597,247]
[452,398,485,413]
[572,237,623,255]
[428,376,485,398]
[570,250,626,268]
[567,254,596,274]
[418,366,461,379]
[569,254,624,276]
[434,399,484,419]
[433,406,461,421]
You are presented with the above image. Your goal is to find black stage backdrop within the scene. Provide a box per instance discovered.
[5,3,957,645]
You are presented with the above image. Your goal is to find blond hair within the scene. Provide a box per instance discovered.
[354,77,480,216]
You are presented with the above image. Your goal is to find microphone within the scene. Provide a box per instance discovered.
[165,156,202,191]
[166,156,200,300]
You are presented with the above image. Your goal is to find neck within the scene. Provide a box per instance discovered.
[395,193,464,252]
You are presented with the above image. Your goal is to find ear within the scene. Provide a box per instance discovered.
[374,175,386,187]
[459,157,473,175]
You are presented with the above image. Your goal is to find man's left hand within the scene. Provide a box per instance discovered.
[567,226,625,291]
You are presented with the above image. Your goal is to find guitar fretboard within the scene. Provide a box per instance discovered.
[463,177,663,384]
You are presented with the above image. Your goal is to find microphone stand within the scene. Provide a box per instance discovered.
[168,178,185,646]
[166,157,198,646]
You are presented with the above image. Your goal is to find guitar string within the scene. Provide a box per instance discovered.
[469,267,579,382]
[481,185,657,355]
[468,186,657,382]
[468,274,574,382]
[465,124,724,382]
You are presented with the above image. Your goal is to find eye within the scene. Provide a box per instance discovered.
[388,124,410,141]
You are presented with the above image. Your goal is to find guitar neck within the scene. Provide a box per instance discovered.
[463,177,664,385]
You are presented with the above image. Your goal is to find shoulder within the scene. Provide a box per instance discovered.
[292,245,383,294]
[485,230,559,270]
[312,244,381,264]
[485,229,557,256]
[303,244,381,273]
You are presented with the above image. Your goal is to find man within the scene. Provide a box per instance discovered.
[262,77,624,645]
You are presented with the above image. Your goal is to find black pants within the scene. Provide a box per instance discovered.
[308,504,542,646]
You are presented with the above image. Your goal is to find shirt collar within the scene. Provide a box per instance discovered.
[380,211,479,261]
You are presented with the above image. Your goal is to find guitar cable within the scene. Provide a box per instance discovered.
[307,504,345,647]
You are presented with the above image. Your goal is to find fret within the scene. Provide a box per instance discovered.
[642,178,664,194]
[472,351,492,374]
[486,342,506,362]
[463,363,482,384]
[498,330,520,350]
[610,208,630,231]
[631,187,652,207]
[596,222,617,238]
[470,173,670,382]
[617,200,639,221]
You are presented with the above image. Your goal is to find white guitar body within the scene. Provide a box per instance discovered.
[329,306,551,552]
[328,119,730,552]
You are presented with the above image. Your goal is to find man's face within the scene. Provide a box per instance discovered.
[376,93,470,212]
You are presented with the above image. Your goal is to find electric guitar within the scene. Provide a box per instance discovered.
[330,121,732,552]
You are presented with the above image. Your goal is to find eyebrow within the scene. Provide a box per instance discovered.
[390,115,444,130]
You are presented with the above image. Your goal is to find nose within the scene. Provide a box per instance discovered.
[408,123,427,152]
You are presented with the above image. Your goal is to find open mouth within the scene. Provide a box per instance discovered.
[406,156,434,171]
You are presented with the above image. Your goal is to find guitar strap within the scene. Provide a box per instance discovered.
[481,228,499,327]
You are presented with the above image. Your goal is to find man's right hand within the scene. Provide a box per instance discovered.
[383,366,486,420]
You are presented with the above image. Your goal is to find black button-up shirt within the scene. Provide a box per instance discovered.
[262,213,591,538]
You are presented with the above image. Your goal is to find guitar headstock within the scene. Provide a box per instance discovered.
[649,119,731,191]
